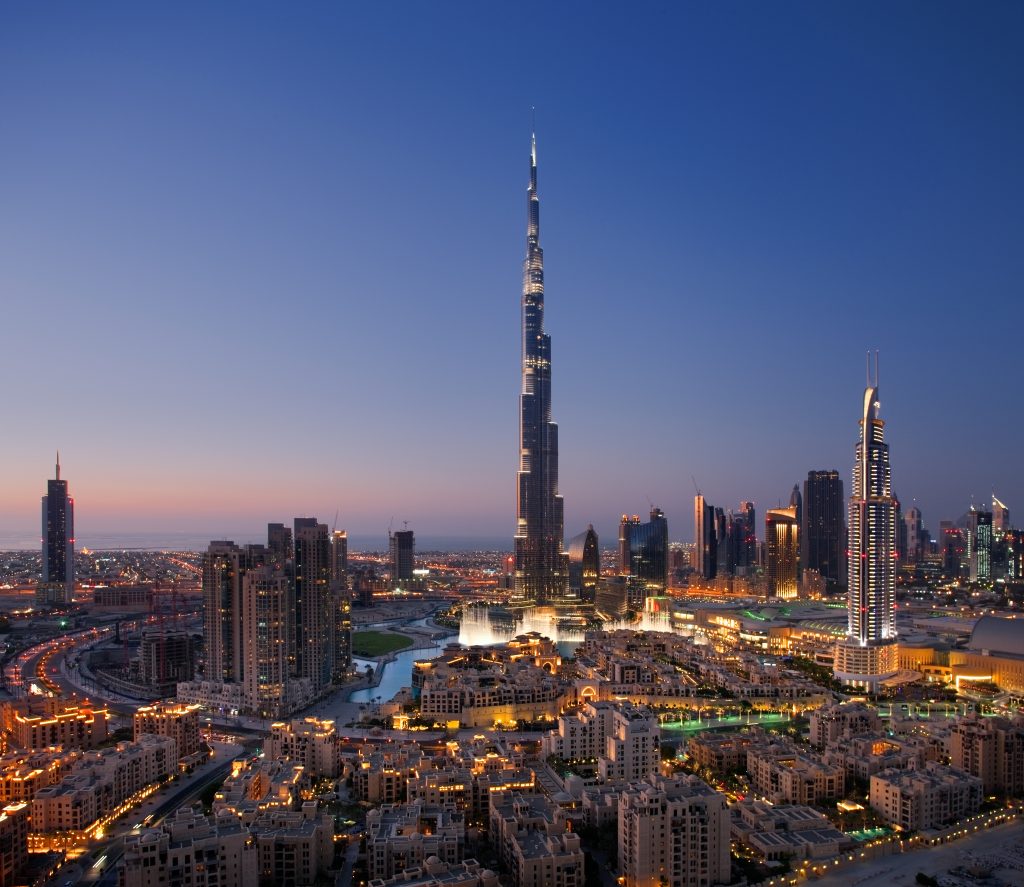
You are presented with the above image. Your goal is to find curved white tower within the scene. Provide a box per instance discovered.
[834,360,899,690]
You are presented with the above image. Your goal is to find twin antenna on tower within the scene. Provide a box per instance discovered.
[866,349,880,387]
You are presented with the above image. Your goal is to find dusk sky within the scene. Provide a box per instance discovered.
[2,3,1022,549]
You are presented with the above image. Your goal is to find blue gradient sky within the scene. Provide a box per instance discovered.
[2,3,1022,548]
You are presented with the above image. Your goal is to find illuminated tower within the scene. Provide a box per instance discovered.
[514,132,566,605]
[834,358,899,690]
[992,495,1010,539]
[40,452,74,605]
[765,506,799,600]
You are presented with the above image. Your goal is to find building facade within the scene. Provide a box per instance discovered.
[618,509,669,596]
[834,369,899,690]
[765,506,799,600]
[40,454,74,605]
[513,133,566,607]
[802,470,844,589]
[567,525,599,603]
[618,774,730,887]
[389,530,415,584]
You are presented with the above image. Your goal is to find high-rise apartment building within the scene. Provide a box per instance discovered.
[619,508,669,594]
[203,541,266,684]
[834,367,899,690]
[567,525,599,602]
[693,494,717,580]
[267,522,292,566]
[739,501,757,570]
[242,566,291,718]
[389,529,415,584]
[941,521,965,577]
[40,454,74,605]
[329,529,351,680]
[189,525,328,717]
[513,134,566,606]
[950,713,1024,796]
[789,484,802,577]
[967,508,993,582]
[330,530,348,584]
[294,519,333,694]
[765,506,799,600]
[802,470,844,589]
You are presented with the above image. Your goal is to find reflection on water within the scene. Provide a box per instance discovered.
[457,605,685,650]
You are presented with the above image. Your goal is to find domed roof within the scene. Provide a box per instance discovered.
[969,616,1024,657]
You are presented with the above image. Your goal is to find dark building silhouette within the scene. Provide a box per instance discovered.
[568,525,600,602]
[802,470,844,589]
[620,508,669,595]
[294,518,333,693]
[389,529,415,584]
[331,529,351,679]
[694,494,717,580]
[940,521,962,576]
[618,515,639,574]
[715,506,755,577]
[40,453,74,605]
[513,133,566,606]
[267,522,292,565]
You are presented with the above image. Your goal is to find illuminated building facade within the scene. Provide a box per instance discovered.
[992,495,1010,538]
[967,508,992,582]
[133,703,201,760]
[514,134,566,606]
[834,367,899,690]
[40,453,74,605]
[765,506,799,600]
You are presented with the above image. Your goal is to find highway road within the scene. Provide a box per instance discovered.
[74,742,246,887]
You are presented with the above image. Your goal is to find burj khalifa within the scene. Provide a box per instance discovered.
[513,134,566,606]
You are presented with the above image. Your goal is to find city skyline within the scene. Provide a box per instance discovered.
[2,4,1023,546]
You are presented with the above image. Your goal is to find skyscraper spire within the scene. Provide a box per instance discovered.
[56,450,60,481]
[514,129,566,606]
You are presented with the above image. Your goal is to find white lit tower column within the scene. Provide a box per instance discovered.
[834,358,899,690]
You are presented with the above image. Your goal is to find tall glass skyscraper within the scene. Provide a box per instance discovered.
[834,367,899,690]
[802,470,844,589]
[620,508,669,594]
[40,453,74,604]
[514,134,566,606]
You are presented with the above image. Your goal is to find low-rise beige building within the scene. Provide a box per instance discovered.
[120,808,256,887]
[488,792,582,887]
[869,762,982,831]
[367,802,465,881]
[134,702,201,761]
[618,774,730,887]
